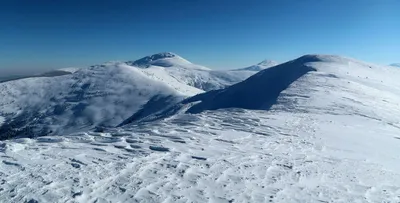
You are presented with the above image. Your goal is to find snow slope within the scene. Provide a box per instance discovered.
[127,52,256,91]
[1,54,400,202]
[234,60,279,71]
[0,63,184,139]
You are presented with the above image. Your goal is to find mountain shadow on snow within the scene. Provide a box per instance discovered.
[183,55,320,113]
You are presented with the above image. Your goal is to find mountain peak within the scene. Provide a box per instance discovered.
[127,52,211,70]
[147,52,178,60]
[235,59,278,71]
[390,63,400,67]
[257,60,279,66]
[127,52,190,68]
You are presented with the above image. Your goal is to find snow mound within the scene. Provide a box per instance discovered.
[235,59,279,71]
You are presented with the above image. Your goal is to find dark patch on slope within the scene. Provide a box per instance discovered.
[183,55,318,113]
[118,95,182,126]
[0,111,51,140]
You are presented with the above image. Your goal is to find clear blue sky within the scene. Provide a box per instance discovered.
[0,0,399,74]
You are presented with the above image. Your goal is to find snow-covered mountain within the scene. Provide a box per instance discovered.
[127,52,256,91]
[390,63,400,67]
[1,54,400,202]
[0,53,256,139]
[0,63,185,139]
[234,59,279,71]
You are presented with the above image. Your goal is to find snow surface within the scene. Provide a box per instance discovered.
[1,108,400,202]
[1,54,400,202]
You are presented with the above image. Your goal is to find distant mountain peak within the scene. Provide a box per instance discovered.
[257,60,279,66]
[127,52,211,70]
[390,63,400,67]
[145,52,179,60]
[127,52,190,68]
[235,59,278,71]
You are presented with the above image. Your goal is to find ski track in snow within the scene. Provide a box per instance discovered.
[1,108,400,203]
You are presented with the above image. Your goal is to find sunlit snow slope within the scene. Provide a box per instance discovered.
[1,54,400,202]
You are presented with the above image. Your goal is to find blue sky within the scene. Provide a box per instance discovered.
[0,0,399,74]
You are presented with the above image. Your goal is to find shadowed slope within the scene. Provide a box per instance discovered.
[183,55,322,113]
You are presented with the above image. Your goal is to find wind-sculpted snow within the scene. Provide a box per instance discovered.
[1,107,400,202]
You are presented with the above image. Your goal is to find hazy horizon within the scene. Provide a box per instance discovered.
[1,0,399,75]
